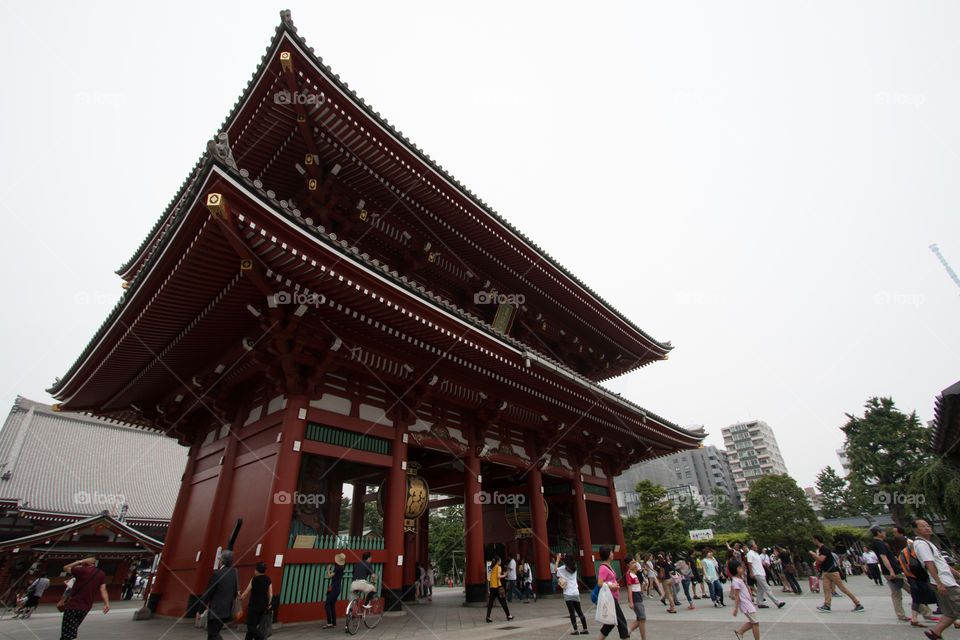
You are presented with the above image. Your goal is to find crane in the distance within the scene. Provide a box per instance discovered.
[930,244,960,294]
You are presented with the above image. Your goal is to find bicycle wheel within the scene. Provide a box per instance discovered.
[345,599,362,635]
[363,596,383,629]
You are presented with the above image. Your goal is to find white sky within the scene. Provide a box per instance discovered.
[1,1,958,490]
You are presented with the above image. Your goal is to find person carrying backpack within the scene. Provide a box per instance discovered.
[891,533,937,627]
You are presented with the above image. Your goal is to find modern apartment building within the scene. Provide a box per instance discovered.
[721,420,789,497]
[614,442,742,515]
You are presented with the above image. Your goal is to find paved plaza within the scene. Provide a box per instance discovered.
[0,576,946,640]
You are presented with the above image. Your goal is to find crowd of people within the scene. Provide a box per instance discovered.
[480,519,959,640]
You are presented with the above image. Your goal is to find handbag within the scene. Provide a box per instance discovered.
[232,570,244,623]
[258,611,273,637]
[557,576,568,590]
[590,583,601,604]
[194,608,208,629]
[594,584,616,626]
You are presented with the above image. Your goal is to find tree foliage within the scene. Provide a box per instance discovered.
[909,455,960,537]
[841,397,931,529]
[815,466,853,518]
[428,504,464,578]
[624,480,686,554]
[745,474,823,550]
[706,487,747,534]
[676,499,706,533]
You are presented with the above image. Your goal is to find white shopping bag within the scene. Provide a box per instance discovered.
[594,583,616,626]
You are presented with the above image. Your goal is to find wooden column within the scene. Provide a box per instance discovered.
[463,429,486,603]
[324,479,343,535]
[571,471,596,587]
[606,471,627,566]
[191,416,242,601]
[261,396,308,602]
[150,437,200,613]
[526,466,552,595]
[381,414,409,610]
[349,483,366,537]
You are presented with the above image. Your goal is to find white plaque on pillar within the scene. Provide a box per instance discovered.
[402,433,409,443]
[401,461,407,470]
[274,554,284,568]
[477,474,482,483]
[298,408,307,420]
[579,549,584,556]
[256,544,262,556]
[196,551,202,562]
[397,555,404,566]
[293,440,301,451]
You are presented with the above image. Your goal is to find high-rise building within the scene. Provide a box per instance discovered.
[614,442,741,515]
[836,446,851,475]
[722,420,789,497]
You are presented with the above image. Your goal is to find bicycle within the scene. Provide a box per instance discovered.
[344,589,383,634]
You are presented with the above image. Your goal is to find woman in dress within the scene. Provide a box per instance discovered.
[239,561,272,640]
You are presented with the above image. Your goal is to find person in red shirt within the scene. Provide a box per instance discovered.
[60,556,109,640]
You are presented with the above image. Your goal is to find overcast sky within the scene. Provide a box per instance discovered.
[1,1,958,489]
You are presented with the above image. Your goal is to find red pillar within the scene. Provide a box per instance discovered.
[526,467,552,595]
[151,438,200,614]
[571,473,596,587]
[349,483,365,537]
[381,416,409,609]
[261,396,308,603]
[463,443,486,603]
[607,474,627,567]
[191,419,241,598]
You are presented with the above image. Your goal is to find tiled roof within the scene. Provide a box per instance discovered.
[932,379,960,459]
[0,396,186,520]
[0,511,163,552]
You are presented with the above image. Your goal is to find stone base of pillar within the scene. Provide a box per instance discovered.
[146,593,161,612]
[383,587,405,611]
[401,583,417,601]
[535,578,554,595]
[464,582,487,604]
[582,575,597,589]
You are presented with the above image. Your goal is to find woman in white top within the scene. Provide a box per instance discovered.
[555,553,587,635]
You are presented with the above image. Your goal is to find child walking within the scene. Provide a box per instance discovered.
[731,560,759,640]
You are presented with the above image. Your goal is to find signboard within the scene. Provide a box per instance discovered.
[689,529,714,541]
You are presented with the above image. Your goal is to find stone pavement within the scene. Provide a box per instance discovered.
[0,576,950,639]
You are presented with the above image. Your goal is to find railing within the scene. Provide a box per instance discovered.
[288,520,385,549]
[280,562,384,605]
[305,422,391,455]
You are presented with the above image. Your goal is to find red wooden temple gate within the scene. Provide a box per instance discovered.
[49,11,703,622]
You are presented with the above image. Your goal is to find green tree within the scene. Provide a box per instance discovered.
[815,466,852,518]
[841,397,932,529]
[625,480,686,554]
[745,474,823,550]
[706,487,747,534]
[676,499,706,533]
[364,499,383,536]
[428,504,464,577]
[909,455,960,536]
[339,495,352,532]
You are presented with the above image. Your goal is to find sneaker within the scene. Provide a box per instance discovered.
[852,604,865,613]
[758,604,769,608]
[816,605,831,612]
[687,605,695,610]
[363,604,372,609]
[776,602,785,609]
[579,630,589,635]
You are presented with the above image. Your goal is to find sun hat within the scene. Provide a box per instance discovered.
[334,553,346,566]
